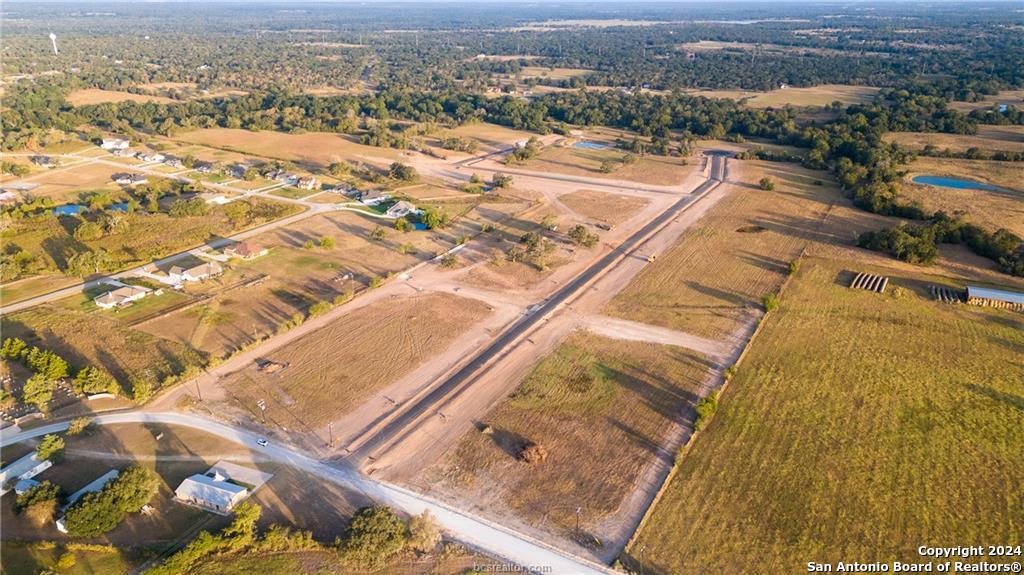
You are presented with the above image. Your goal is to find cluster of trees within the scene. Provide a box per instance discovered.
[568,225,600,248]
[859,213,1024,274]
[1,338,120,410]
[507,231,556,270]
[149,503,441,573]
[63,466,159,537]
[15,480,62,526]
[916,144,1024,163]
[439,136,480,153]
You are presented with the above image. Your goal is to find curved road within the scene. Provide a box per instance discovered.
[1,412,613,575]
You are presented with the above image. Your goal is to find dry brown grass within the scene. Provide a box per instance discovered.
[67,89,178,106]
[175,128,403,170]
[884,125,1024,153]
[525,146,690,186]
[686,84,880,107]
[20,161,125,202]
[215,292,491,429]
[416,333,711,539]
[559,190,650,224]
[948,89,1024,113]
[606,161,846,340]
[517,66,594,80]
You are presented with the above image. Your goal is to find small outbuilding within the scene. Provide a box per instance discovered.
[174,473,248,514]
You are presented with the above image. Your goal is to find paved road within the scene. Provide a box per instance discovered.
[348,154,727,460]
[0,412,613,575]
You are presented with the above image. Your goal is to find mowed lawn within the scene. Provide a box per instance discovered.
[420,333,711,539]
[630,257,1024,573]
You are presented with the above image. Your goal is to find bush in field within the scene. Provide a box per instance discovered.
[762,293,780,312]
[368,276,383,289]
[369,226,388,241]
[407,510,442,554]
[440,253,459,268]
[36,433,65,461]
[693,391,719,431]
[131,378,154,403]
[318,236,335,249]
[394,217,412,232]
[308,301,332,318]
[758,177,775,191]
[341,506,409,568]
[518,442,548,465]
[63,466,158,537]
[568,225,599,248]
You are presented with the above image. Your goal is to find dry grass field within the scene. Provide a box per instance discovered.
[66,88,178,106]
[441,122,538,151]
[559,190,650,224]
[175,128,403,170]
[516,66,593,80]
[524,145,690,186]
[628,255,1024,573]
[884,125,1024,153]
[899,161,1024,238]
[606,160,845,340]
[0,274,81,306]
[417,333,711,541]
[189,546,492,575]
[215,292,491,430]
[15,161,125,202]
[686,84,880,107]
[0,543,139,575]
[948,89,1024,113]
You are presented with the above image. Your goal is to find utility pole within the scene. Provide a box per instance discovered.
[575,506,581,540]
[257,399,266,423]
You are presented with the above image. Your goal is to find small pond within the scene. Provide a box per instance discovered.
[53,202,132,216]
[573,141,609,150]
[911,175,1002,192]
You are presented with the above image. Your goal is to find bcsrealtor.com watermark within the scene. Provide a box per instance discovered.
[807,545,1022,573]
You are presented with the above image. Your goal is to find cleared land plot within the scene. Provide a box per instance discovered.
[606,161,840,340]
[948,90,1024,113]
[12,161,125,202]
[884,125,1024,153]
[0,274,81,306]
[686,84,880,108]
[559,190,649,224]
[175,129,403,171]
[629,257,1024,573]
[441,123,538,151]
[517,66,593,80]
[523,146,689,186]
[0,543,138,575]
[67,89,178,106]
[215,292,491,430]
[417,333,711,541]
[189,546,491,575]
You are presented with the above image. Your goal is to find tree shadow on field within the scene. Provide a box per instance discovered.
[738,250,788,274]
[834,269,858,287]
[964,383,1024,413]
[685,280,748,307]
[474,421,531,461]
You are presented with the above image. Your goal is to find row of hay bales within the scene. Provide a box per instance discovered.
[850,272,888,293]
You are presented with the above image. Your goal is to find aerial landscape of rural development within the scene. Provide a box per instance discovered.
[0,1,1021,573]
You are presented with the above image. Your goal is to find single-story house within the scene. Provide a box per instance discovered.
[966,285,1024,311]
[174,472,248,515]
[30,155,56,167]
[360,190,390,205]
[195,162,215,173]
[112,148,136,158]
[165,158,184,169]
[137,152,166,163]
[296,176,317,190]
[113,173,148,186]
[171,261,222,283]
[0,451,53,496]
[101,137,130,151]
[224,242,268,260]
[94,285,152,309]
[386,200,417,218]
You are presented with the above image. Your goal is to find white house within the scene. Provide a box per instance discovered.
[386,200,417,218]
[360,190,390,206]
[101,138,130,151]
[114,173,148,186]
[296,176,317,190]
[170,261,222,284]
[0,451,53,496]
[137,152,166,163]
[94,285,152,309]
[174,473,248,515]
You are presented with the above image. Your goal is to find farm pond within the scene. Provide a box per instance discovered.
[911,175,1005,192]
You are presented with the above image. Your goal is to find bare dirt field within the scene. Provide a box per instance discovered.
[559,190,650,224]
[606,160,844,340]
[441,123,538,152]
[67,89,179,106]
[214,292,491,431]
[414,332,711,544]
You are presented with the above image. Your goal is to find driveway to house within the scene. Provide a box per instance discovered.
[0,412,614,575]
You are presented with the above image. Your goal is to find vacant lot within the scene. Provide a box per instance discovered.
[903,156,1024,193]
[216,292,491,430]
[14,161,125,202]
[607,161,843,340]
[417,333,711,542]
[2,304,205,392]
[517,66,593,80]
[67,89,179,106]
[884,125,1024,153]
[559,190,649,224]
[948,89,1024,113]
[524,145,689,186]
[190,546,491,575]
[441,122,538,151]
[628,256,1024,573]
[0,542,139,575]
[687,84,880,107]
[175,129,403,170]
